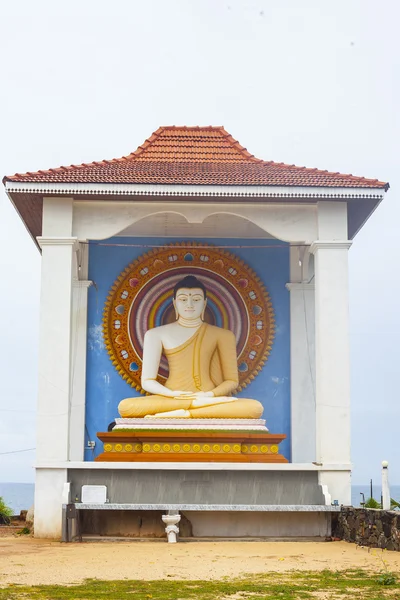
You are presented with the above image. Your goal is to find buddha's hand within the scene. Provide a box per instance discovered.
[170,390,194,398]
[191,391,214,398]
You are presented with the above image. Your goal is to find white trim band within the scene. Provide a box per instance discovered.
[5,180,386,200]
[36,461,352,472]
[70,503,341,512]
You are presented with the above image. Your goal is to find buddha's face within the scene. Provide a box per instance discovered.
[174,287,206,320]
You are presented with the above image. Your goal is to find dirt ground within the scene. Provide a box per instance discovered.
[0,537,399,586]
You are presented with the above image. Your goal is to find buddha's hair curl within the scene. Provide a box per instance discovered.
[173,275,207,299]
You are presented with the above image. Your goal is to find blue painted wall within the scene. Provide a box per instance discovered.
[85,237,291,460]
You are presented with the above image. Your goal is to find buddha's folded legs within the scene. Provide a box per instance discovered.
[118,396,263,419]
[118,396,192,418]
[189,399,263,419]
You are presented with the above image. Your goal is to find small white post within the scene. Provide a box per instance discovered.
[382,460,390,510]
[162,513,181,543]
[61,483,71,505]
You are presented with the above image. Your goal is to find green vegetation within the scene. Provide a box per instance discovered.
[362,496,400,510]
[391,497,400,510]
[0,496,13,525]
[364,497,381,509]
[16,526,31,535]
[0,570,398,599]
[373,549,397,586]
[377,571,397,586]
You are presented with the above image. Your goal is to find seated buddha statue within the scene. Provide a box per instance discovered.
[118,275,263,419]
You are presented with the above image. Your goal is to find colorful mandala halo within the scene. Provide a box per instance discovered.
[103,242,275,394]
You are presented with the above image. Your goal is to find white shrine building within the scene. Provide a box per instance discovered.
[3,126,388,539]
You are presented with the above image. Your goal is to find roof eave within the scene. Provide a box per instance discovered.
[4,179,388,197]
[5,180,388,246]
[5,189,42,251]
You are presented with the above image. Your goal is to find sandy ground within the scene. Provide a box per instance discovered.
[0,537,399,585]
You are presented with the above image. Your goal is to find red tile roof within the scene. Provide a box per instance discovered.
[3,126,388,189]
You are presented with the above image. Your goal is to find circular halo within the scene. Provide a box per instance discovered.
[103,242,275,394]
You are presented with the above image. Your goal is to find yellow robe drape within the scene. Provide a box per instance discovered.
[118,324,263,419]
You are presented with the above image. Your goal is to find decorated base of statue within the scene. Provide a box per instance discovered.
[95,420,287,463]
[113,417,269,432]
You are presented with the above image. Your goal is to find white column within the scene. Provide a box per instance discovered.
[34,197,77,537]
[382,461,390,510]
[310,240,352,504]
[69,279,92,461]
[36,236,77,463]
[286,282,315,463]
[69,243,91,461]
[34,468,68,538]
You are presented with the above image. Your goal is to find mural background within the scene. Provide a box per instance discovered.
[85,237,290,460]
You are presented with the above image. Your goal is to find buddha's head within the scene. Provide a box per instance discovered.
[173,275,207,321]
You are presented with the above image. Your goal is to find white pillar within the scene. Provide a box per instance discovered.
[36,235,77,463]
[69,243,91,461]
[286,282,315,462]
[34,468,68,538]
[310,240,352,504]
[69,280,91,460]
[382,461,390,510]
[34,197,77,537]
[35,235,77,536]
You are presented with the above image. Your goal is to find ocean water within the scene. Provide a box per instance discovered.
[1,482,399,515]
[0,482,34,515]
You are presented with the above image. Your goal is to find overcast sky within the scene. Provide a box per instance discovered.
[0,0,398,485]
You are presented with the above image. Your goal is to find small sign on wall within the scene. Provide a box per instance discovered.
[81,485,107,504]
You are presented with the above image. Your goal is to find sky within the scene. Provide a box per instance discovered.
[0,0,398,486]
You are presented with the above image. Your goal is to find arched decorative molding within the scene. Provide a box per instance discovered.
[198,209,314,243]
[119,212,274,239]
[73,203,192,240]
[72,201,318,243]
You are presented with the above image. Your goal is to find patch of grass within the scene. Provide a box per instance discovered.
[0,570,399,600]
[376,571,397,585]
[16,526,31,535]
[369,547,398,586]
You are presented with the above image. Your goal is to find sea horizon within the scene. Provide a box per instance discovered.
[1,481,399,516]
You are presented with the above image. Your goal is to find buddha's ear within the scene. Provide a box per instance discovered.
[201,298,207,321]
[172,298,179,321]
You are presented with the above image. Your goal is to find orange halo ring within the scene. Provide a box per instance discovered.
[103,242,275,394]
